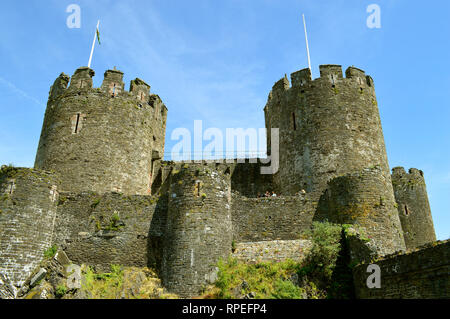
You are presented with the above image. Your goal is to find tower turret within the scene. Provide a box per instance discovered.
[391,167,436,249]
[317,166,406,256]
[161,163,232,297]
[265,65,390,200]
[34,67,168,195]
[0,167,60,289]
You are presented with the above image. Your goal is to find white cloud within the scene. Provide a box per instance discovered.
[0,77,45,107]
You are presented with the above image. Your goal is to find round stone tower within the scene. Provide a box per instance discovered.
[317,166,406,256]
[161,163,232,297]
[34,67,168,195]
[391,167,436,250]
[265,65,390,199]
[0,167,60,289]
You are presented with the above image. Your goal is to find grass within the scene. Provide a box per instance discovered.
[55,285,67,298]
[80,265,178,299]
[82,264,124,299]
[209,257,304,299]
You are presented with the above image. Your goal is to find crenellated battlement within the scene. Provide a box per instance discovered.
[49,67,162,103]
[319,64,344,80]
[267,65,375,105]
[68,67,95,91]
[392,166,425,182]
[290,68,312,87]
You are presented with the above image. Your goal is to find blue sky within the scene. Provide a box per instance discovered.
[0,0,448,240]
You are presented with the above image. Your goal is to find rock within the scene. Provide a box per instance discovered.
[78,232,91,239]
[0,273,16,299]
[54,249,71,266]
[30,268,47,287]
[289,273,299,286]
[243,292,255,299]
[25,281,53,299]
[120,268,147,298]
[66,264,82,289]
[241,280,249,290]
[63,288,92,299]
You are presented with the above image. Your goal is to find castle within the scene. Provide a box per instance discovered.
[0,64,447,298]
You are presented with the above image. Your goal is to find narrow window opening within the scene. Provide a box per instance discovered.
[404,205,409,216]
[80,80,85,89]
[111,83,116,98]
[292,112,297,131]
[74,113,81,134]
[195,181,201,196]
[140,92,145,101]
[330,74,336,87]
[149,161,154,191]
[8,182,14,194]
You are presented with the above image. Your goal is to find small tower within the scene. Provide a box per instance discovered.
[0,167,60,288]
[317,166,406,256]
[391,167,436,249]
[34,67,168,195]
[161,163,232,297]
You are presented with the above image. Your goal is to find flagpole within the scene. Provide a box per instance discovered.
[302,14,311,72]
[88,20,100,68]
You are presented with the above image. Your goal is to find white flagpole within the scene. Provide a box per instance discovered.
[87,20,100,68]
[302,14,311,72]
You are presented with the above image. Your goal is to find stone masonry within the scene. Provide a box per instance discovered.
[0,64,444,298]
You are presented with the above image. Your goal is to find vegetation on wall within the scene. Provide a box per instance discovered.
[201,221,355,299]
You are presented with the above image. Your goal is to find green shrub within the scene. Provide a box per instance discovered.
[55,285,67,298]
[213,257,301,299]
[82,264,123,299]
[301,221,342,280]
[272,279,304,299]
[44,245,58,258]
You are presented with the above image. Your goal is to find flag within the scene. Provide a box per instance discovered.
[96,27,101,45]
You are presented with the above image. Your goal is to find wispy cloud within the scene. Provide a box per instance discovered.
[0,77,45,107]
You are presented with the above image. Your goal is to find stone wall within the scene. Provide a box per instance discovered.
[0,168,60,289]
[53,192,167,272]
[353,240,450,299]
[231,194,315,242]
[34,67,167,195]
[230,162,273,197]
[391,167,436,249]
[232,239,312,264]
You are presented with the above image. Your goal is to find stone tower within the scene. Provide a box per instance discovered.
[317,166,406,256]
[0,167,60,289]
[161,163,232,297]
[264,65,390,199]
[34,67,167,195]
[391,167,436,250]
